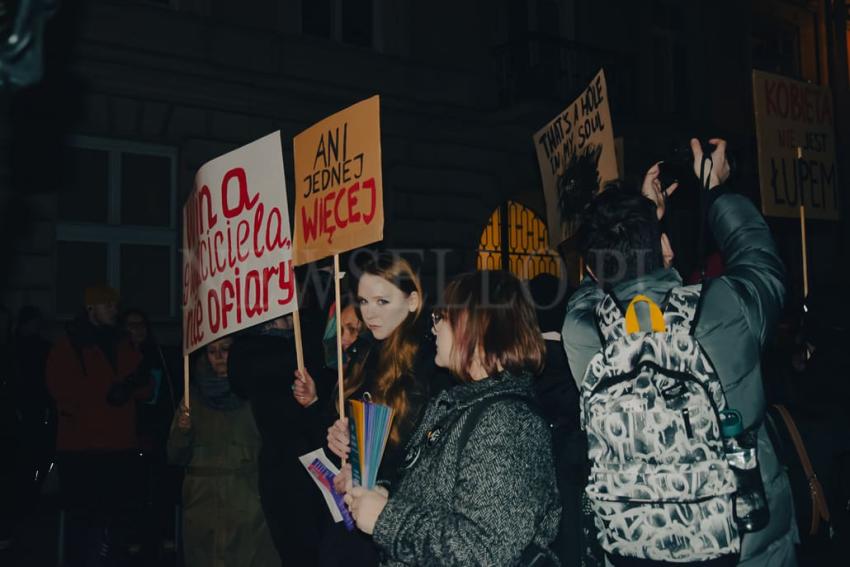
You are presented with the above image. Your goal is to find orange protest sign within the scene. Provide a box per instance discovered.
[293,96,384,265]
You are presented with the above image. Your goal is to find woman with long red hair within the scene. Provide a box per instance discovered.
[345,270,561,565]
[294,251,454,566]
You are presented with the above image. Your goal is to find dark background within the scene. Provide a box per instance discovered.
[1,0,848,346]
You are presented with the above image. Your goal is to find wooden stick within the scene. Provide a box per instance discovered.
[796,146,809,299]
[800,204,809,298]
[183,354,190,410]
[334,254,345,420]
[291,283,305,373]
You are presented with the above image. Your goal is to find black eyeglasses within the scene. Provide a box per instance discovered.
[430,312,443,327]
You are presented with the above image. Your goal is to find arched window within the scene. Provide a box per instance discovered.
[477,201,561,280]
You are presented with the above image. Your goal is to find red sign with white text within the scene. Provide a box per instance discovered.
[182,131,296,354]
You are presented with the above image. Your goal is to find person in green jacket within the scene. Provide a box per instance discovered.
[167,336,279,567]
[563,138,796,566]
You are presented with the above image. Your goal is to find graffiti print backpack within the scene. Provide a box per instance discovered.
[580,285,740,562]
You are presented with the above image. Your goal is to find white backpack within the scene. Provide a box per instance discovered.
[580,285,740,562]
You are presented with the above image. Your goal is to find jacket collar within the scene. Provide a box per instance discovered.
[609,267,684,304]
[434,370,534,411]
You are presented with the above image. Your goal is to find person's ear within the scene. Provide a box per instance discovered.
[406,291,420,313]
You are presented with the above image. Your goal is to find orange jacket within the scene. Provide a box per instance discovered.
[47,321,147,451]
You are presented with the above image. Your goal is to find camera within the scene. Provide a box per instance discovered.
[657,140,735,191]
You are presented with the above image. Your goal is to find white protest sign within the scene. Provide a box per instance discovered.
[182,131,296,354]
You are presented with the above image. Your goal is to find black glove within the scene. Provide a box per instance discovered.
[106,381,133,406]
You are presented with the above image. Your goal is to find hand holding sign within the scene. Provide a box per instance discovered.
[293,368,318,407]
[293,96,385,423]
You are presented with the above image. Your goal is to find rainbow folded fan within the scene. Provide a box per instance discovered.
[348,399,395,489]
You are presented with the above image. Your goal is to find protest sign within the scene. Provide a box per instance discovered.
[293,95,384,266]
[752,70,839,220]
[182,131,296,355]
[534,69,619,247]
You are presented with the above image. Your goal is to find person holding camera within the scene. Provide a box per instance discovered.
[563,139,796,566]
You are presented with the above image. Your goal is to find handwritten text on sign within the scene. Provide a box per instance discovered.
[534,69,619,246]
[294,96,384,265]
[182,131,296,354]
[752,70,839,220]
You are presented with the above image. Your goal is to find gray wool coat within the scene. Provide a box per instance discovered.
[372,371,561,566]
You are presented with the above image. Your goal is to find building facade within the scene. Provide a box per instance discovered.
[1,0,847,344]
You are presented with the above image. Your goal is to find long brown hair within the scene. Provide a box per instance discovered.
[437,271,545,382]
[339,252,423,445]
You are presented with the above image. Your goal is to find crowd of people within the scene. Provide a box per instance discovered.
[1,137,848,566]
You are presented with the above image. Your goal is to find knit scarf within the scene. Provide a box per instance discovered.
[194,374,243,411]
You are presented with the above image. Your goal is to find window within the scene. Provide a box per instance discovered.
[476,201,561,280]
[56,137,177,319]
[301,0,374,48]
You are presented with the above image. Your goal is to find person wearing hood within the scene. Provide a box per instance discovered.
[167,335,278,567]
[46,285,151,566]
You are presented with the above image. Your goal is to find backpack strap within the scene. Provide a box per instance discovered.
[453,392,556,567]
[772,404,831,535]
[594,293,628,343]
[456,393,543,457]
[661,284,703,336]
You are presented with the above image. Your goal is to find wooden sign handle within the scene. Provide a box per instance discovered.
[183,354,190,410]
[796,147,809,299]
[334,254,345,419]
[800,204,809,299]
[292,304,305,373]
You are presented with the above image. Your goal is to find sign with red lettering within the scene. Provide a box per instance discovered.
[293,96,384,265]
[534,69,619,247]
[753,70,839,220]
[181,131,296,355]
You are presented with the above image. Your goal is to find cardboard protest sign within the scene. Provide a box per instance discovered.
[293,95,384,265]
[182,131,296,355]
[752,70,839,220]
[534,69,619,247]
